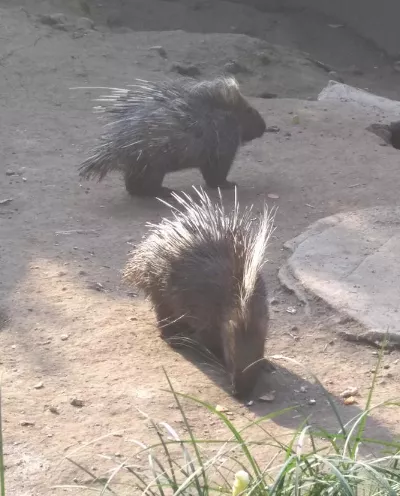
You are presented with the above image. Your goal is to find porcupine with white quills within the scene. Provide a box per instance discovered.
[78,76,266,198]
[123,187,276,398]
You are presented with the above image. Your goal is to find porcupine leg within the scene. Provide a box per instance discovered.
[200,155,237,190]
[124,169,174,198]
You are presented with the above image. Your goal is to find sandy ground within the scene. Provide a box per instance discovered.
[1,1,400,494]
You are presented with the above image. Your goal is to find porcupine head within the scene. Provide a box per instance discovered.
[211,76,266,143]
[220,275,268,399]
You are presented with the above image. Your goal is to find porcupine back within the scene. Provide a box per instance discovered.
[123,187,275,397]
[78,76,266,187]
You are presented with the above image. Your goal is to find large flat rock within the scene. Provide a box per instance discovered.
[280,207,400,344]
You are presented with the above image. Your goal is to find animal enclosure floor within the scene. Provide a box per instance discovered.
[1,1,400,494]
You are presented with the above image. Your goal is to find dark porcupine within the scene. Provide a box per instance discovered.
[123,186,276,398]
[78,76,266,198]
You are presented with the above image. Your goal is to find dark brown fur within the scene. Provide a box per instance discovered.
[123,187,275,398]
[78,76,266,198]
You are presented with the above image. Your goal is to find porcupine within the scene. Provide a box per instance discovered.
[123,186,276,398]
[78,76,266,198]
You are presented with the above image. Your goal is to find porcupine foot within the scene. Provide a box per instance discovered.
[124,170,174,198]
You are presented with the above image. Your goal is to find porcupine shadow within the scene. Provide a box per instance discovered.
[78,76,266,199]
[123,186,276,399]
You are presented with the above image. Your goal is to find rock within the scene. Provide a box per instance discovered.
[256,51,271,65]
[223,60,249,74]
[258,91,278,99]
[266,126,280,133]
[0,199,13,206]
[259,391,275,402]
[308,399,316,405]
[170,63,201,77]
[33,382,44,390]
[20,420,35,426]
[60,334,69,341]
[76,17,94,31]
[328,71,344,83]
[340,386,359,398]
[38,13,68,30]
[70,398,84,408]
[149,46,167,58]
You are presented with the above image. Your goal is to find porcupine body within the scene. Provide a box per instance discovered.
[123,187,275,398]
[78,76,266,198]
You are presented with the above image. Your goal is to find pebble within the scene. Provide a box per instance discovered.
[259,391,275,402]
[76,17,95,31]
[60,334,69,341]
[171,63,201,77]
[266,126,280,133]
[286,306,297,315]
[48,406,60,415]
[340,386,359,398]
[258,91,278,99]
[20,420,35,427]
[223,60,248,74]
[38,13,68,27]
[308,399,316,405]
[149,46,167,58]
[33,382,44,390]
[70,398,84,407]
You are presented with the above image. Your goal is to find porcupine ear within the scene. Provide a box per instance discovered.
[216,76,241,106]
[240,203,277,313]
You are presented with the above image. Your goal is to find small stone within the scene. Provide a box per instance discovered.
[256,52,271,65]
[223,60,248,74]
[70,398,84,407]
[340,386,359,398]
[215,404,229,413]
[258,91,277,99]
[38,13,68,27]
[286,306,297,314]
[383,364,390,369]
[266,126,280,133]
[20,420,35,427]
[127,291,138,298]
[343,396,357,405]
[328,71,344,83]
[60,334,69,341]
[300,386,307,393]
[308,399,316,405]
[259,391,275,402]
[267,193,280,199]
[149,46,167,58]
[246,400,254,406]
[76,17,94,30]
[171,63,201,77]
[0,199,13,206]
[33,382,44,390]
[48,406,60,415]
[88,282,105,292]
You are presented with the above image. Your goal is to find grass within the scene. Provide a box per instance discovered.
[0,349,398,495]
[52,345,400,496]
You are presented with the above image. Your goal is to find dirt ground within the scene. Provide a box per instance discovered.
[1,1,400,494]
